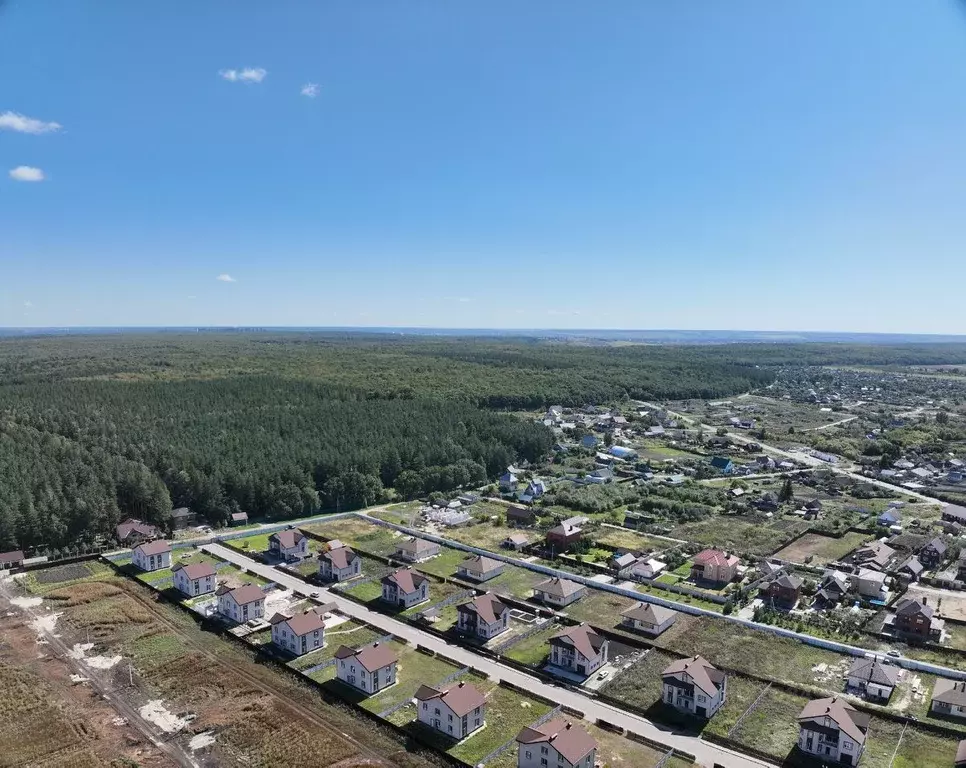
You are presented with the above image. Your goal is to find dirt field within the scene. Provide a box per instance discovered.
[906,585,966,622]
[2,565,443,768]
[773,530,871,565]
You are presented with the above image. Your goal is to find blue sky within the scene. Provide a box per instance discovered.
[2,1,966,332]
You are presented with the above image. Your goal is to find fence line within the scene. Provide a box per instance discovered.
[377,665,472,719]
[477,705,562,766]
[491,619,554,655]
[418,588,476,619]
[728,681,772,738]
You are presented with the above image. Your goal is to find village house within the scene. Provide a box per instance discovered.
[0,550,25,570]
[761,572,803,609]
[415,681,485,740]
[268,530,310,561]
[609,552,638,572]
[877,510,902,528]
[661,655,728,718]
[334,642,398,695]
[523,479,547,499]
[897,557,924,582]
[395,537,441,563]
[115,518,158,546]
[533,576,586,607]
[628,557,667,580]
[499,471,519,492]
[381,567,429,609]
[456,593,510,640]
[919,537,948,568]
[545,522,584,552]
[269,606,327,656]
[549,624,608,677]
[690,549,739,585]
[815,571,850,607]
[502,533,530,551]
[457,555,505,582]
[132,540,172,572]
[755,492,780,512]
[931,678,966,719]
[886,596,944,642]
[580,435,599,450]
[170,507,196,531]
[620,602,677,636]
[516,718,597,768]
[216,583,266,624]
[853,540,896,571]
[850,567,887,601]
[846,657,899,702]
[797,697,869,766]
[172,562,216,597]
[710,457,734,474]
[319,545,362,582]
[506,506,537,527]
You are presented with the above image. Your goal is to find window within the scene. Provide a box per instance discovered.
[447,714,453,721]
[422,703,427,710]
[540,760,547,767]
[541,747,549,755]
[843,742,851,751]
[525,751,531,760]
[435,708,440,716]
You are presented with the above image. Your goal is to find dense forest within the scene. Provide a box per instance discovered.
[2,332,965,553]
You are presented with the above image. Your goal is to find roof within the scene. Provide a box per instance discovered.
[935,678,966,707]
[621,602,676,625]
[766,573,804,591]
[924,537,948,554]
[271,607,326,636]
[217,583,265,606]
[459,555,502,575]
[172,562,216,580]
[895,596,934,620]
[547,523,582,539]
[170,507,192,518]
[848,658,900,687]
[456,594,508,624]
[133,540,172,556]
[899,557,924,575]
[397,537,437,554]
[516,718,597,764]
[693,548,738,568]
[662,655,725,697]
[231,512,249,521]
[334,641,399,672]
[534,576,584,598]
[710,457,733,469]
[414,681,485,717]
[382,567,427,594]
[505,533,529,545]
[116,518,157,540]
[550,623,606,659]
[506,505,535,519]
[0,550,24,564]
[322,546,358,569]
[798,697,869,745]
[611,552,638,568]
[270,530,306,549]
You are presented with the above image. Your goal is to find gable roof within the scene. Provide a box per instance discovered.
[270,530,306,549]
[934,678,966,707]
[899,557,924,576]
[133,540,172,556]
[334,641,398,673]
[848,657,900,687]
[611,552,638,568]
[766,572,804,591]
[216,583,265,606]
[798,697,869,745]
[396,537,437,555]
[895,596,934,620]
[621,602,676,625]
[923,537,948,555]
[271,607,326,636]
[116,518,157,540]
[710,456,733,469]
[516,718,596,764]
[414,681,485,717]
[172,562,216,580]
[550,623,606,659]
[322,546,358,569]
[693,548,737,567]
[456,594,507,624]
[505,533,529,545]
[534,576,584,598]
[459,555,502,575]
[547,522,582,539]
[506,505,535,520]
[662,655,725,697]
[382,567,427,594]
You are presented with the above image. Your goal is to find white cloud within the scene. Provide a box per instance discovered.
[23,300,32,308]
[9,166,45,182]
[220,67,267,84]
[216,273,236,282]
[0,111,62,134]
[300,83,320,98]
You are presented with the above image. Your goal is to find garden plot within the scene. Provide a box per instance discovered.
[773,530,872,565]
[729,686,808,762]
[906,585,966,622]
[669,515,809,557]
[598,648,681,713]
[501,623,561,666]
[302,518,401,556]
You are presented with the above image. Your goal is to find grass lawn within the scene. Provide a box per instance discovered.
[447,522,530,551]
[340,579,384,603]
[892,724,961,768]
[599,648,681,713]
[703,676,771,738]
[593,527,676,553]
[482,563,545,601]
[449,683,552,766]
[423,603,459,632]
[402,581,467,617]
[227,532,276,553]
[730,687,808,761]
[302,517,400,556]
[634,582,724,614]
[565,589,639,631]
[413,547,472,579]
[860,717,906,768]
[360,646,465,714]
[288,623,384,670]
[670,515,809,557]
[501,624,560,666]
[773,530,871,565]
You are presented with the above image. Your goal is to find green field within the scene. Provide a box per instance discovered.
[227,532,278,553]
[772,530,871,565]
[599,648,681,712]
[670,515,809,557]
[565,589,639,631]
[360,645,466,714]
[413,547,471,579]
[501,624,561,666]
[729,686,808,760]
[478,563,544,601]
[593,527,677,553]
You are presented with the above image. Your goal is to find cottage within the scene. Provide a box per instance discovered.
[456,594,510,640]
[710,457,734,474]
[230,511,249,526]
[270,606,326,656]
[549,624,608,677]
[395,537,441,563]
[877,510,902,527]
[319,545,362,582]
[757,456,777,471]
[846,657,899,702]
[690,549,739,585]
[172,562,216,597]
[804,499,823,519]
[499,471,519,492]
[545,522,584,552]
[850,567,887,600]
[661,655,727,718]
[457,555,505,582]
[216,584,266,623]
[756,492,780,512]
[132,540,172,572]
[854,540,896,571]
[170,507,196,530]
[268,530,310,561]
[942,505,966,525]
[516,718,597,768]
[919,537,948,568]
[416,681,485,740]
[886,596,944,641]
[115,518,158,545]
[932,679,966,719]
[0,550,25,570]
[585,468,614,484]
[761,572,803,609]
[381,567,429,608]
[620,602,677,636]
[609,552,638,572]
[533,576,586,607]
[506,506,537,527]
[628,557,667,580]
[816,571,850,607]
[334,642,399,695]
[797,697,869,765]
[524,480,547,499]
[502,533,530,550]
[898,557,924,582]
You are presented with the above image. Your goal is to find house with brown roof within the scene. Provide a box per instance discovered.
[846,657,899,702]
[334,641,398,695]
[797,697,869,765]
[415,681,485,740]
[853,540,896,571]
[532,576,586,607]
[620,602,677,636]
[395,537,441,563]
[132,540,172,572]
[172,562,216,597]
[761,572,803,609]
[230,511,249,526]
[815,571,849,607]
[319,545,362,582]
[506,506,537,527]
[690,549,739,585]
[516,718,597,768]
[885,596,944,642]
[270,606,326,656]
[661,655,727,718]
[216,583,266,624]
[932,679,966,719]
[545,522,584,552]
[457,555,505,583]
[381,567,429,609]
[115,518,158,546]
[549,624,608,677]
[268,530,309,561]
[456,594,510,640]
[0,550,25,570]
[502,533,530,551]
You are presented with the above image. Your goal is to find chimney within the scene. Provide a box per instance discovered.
[922,596,928,606]
[372,642,379,648]
[457,682,465,689]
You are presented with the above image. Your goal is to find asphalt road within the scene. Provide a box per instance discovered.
[203,542,777,768]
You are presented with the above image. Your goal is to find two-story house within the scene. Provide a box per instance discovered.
[549,624,608,678]
[457,555,505,583]
[269,606,326,656]
[761,573,803,609]
[850,568,887,601]
[797,697,869,766]
[815,571,850,607]
[690,549,739,585]
[886,596,944,642]
[661,655,727,718]
[381,567,429,609]
[415,681,485,740]
[395,537,441,563]
[171,562,216,597]
[919,537,948,568]
[116,518,158,546]
[545,522,584,552]
[620,602,677,637]
[456,594,510,640]
[132,540,172,572]
[846,657,899,702]
[532,577,586,607]
[319,545,362,582]
[268,530,309,561]
[334,642,399,695]
[897,557,924,582]
[215,584,266,624]
[853,540,896,571]
[931,678,966,719]
[516,718,597,768]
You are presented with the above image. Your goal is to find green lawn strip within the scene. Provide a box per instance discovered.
[401,581,465,617]
[892,724,961,768]
[412,547,471,579]
[635,582,724,613]
[307,664,337,684]
[599,648,680,712]
[703,677,772,737]
[287,624,384,670]
[593,527,676,553]
[385,702,417,727]
[171,549,225,568]
[342,579,384,603]
[219,563,270,587]
[425,604,459,631]
[360,646,464,714]
[730,687,808,761]
[859,717,906,768]
[448,684,552,765]
[501,624,561,666]
[481,563,544,601]
[228,532,275,553]
[135,568,175,586]
[564,590,638,631]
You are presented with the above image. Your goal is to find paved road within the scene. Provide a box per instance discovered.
[203,542,776,768]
